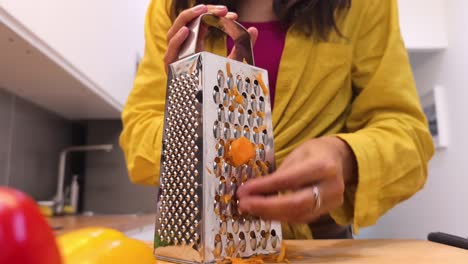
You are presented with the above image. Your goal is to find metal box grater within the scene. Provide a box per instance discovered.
[154,14,283,264]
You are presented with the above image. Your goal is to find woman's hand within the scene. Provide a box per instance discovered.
[237,137,357,224]
[164,4,258,72]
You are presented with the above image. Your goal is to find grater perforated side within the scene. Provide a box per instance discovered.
[154,14,282,264]
[155,56,204,260]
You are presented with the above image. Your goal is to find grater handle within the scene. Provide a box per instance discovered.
[178,13,255,65]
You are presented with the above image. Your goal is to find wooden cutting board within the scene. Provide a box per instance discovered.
[154,239,468,264]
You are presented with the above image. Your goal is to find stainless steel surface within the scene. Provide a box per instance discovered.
[178,14,254,66]
[154,52,282,263]
[154,14,281,264]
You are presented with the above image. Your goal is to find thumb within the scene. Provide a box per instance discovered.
[247,27,259,47]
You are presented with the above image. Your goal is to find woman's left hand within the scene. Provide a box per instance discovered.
[236,136,357,224]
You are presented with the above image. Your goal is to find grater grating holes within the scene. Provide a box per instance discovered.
[158,72,202,247]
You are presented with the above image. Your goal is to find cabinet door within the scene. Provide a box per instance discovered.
[2,0,150,108]
[397,0,448,51]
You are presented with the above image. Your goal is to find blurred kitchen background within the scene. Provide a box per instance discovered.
[0,0,466,240]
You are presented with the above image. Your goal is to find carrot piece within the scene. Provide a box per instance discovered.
[256,73,269,96]
[226,62,233,78]
[235,94,244,105]
[222,194,233,204]
[227,137,255,167]
[258,161,269,175]
[276,242,286,263]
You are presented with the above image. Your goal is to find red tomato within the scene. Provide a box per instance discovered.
[0,187,62,264]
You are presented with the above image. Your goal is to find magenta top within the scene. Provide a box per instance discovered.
[227,21,287,110]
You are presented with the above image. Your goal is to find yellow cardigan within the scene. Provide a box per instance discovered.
[119,0,435,238]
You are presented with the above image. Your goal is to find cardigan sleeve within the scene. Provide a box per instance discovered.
[119,0,173,185]
[330,0,435,234]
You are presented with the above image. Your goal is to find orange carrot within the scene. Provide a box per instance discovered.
[256,73,269,96]
[226,62,233,78]
[276,242,286,262]
[228,137,255,167]
[235,94,244,105]
[222,194,233,204]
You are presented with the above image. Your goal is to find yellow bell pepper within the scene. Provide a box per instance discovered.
[57,228,154,264]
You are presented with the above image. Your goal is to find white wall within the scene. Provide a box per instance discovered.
[1,0,150,107]
[357,0,468,240]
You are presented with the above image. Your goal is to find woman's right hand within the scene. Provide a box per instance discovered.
[164,4,258,72]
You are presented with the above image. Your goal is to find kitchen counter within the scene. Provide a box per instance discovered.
[155,239,468,264]
[48,215,468,263]
[48,214,156,236]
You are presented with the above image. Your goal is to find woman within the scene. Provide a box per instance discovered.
[120,0,435,239]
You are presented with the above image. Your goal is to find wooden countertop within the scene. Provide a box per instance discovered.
[47,215,468,263]
[155,239,468,264]
[48,214,155,236]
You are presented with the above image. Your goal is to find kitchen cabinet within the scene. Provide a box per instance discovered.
[0,0,150,119]
[398,0,448,52]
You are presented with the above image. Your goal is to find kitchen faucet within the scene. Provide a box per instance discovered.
[52,144,113,215]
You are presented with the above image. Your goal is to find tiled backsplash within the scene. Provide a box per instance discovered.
[0,90,13,186]
[0,87,156,215]
[0,88,72,200]
[83,120,156,214]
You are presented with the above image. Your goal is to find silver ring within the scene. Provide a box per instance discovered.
[312,186,321,211]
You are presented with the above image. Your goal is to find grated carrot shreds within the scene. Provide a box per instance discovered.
[233,87,240,96]
[256,73,269,96]
[232,256,265,264]
[217,242,289,264]
[218,256,265,264]
[233,88,244,105]
[226,62,233,78]
[222,194,233,204]
[243,58,248,64]
[276,242,287,262]
[235,94,244,105]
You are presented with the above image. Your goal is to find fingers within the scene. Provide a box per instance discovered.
[168,5,233,42]
[165,5,239,70]
[238,180,344,223]
[247,27,259,46]
[237,158,337,198]
[226,11,238,20]
[238,187,315,223]
[167,5,208,42]
[164,27,190,72]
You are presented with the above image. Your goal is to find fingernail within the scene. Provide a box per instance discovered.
[192,4,206,12]
[179,26,189,35]
[227,12,237,18]
[215,5,227,10]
